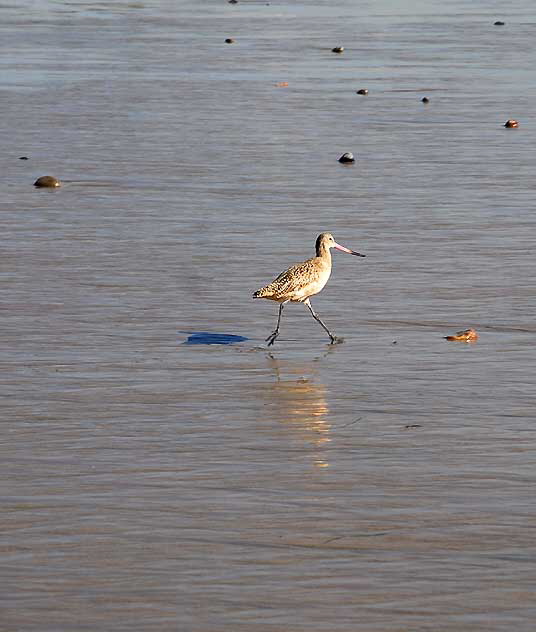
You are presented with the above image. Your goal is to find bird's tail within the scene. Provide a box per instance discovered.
[252,286,270,299]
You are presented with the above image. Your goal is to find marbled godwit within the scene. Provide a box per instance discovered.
[253,232,365,346]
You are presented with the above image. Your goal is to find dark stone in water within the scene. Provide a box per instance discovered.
[34,175,61,188]
[225,38,235,44]
[494,21,505,25]
[19,156,29,160]
[338,152,355,164]
[183,332,248,345]
[421,96,430,103]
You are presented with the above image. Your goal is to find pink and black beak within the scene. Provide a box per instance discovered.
[334,242,366,257]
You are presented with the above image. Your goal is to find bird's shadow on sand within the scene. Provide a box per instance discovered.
[180,331,249,346]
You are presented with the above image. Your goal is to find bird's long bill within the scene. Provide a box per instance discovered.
[334,242,366,257]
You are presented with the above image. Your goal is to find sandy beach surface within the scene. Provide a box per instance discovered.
[1,1,536,630]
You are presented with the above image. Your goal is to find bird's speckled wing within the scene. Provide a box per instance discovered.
[254,257,330,301]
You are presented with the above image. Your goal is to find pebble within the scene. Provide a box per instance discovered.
[494,20,505,25]
[34,175,61,188]
[338,152,355,164]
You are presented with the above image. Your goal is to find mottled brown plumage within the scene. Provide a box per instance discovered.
[253,233,365,345]
[253,239,331,303]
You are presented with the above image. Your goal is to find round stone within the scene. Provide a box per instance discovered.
[34,175,61,188]
[338,152,355,164]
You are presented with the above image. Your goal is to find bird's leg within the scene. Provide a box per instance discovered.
[304,299,338,344]
[266,302,285,346]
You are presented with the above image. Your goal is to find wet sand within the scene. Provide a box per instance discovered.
[1,1,536,630]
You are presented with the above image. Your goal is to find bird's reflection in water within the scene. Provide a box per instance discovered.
[266,352,332,468]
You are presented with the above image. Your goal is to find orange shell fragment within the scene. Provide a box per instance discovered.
[445,328,479,342]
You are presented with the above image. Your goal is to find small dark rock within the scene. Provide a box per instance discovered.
[19,156,29,160]
[34,175,61,188]
[494,20,505,25]
[421,96,430,103]
[332,46,344,54]
[225,38,235,43]
[356,89,368,95]
[338,152,355,164]
[228,0,238,4]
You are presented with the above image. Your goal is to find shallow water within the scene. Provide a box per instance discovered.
[1,1,536,630]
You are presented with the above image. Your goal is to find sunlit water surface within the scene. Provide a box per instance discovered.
[1,1,536,630]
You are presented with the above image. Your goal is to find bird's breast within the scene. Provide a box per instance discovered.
[291,265,331,301]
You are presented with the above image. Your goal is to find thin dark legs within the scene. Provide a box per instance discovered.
[265,299,339,346]
[304,298,337,344]
[266,302,286,346]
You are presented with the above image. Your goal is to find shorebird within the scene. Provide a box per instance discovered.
[253,232,365,346]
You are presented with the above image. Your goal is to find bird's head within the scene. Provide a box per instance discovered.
[316,232,365,257]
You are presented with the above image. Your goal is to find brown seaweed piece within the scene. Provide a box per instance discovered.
[445,328,479,342]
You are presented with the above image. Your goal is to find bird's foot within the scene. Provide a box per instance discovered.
[329,336,344,345]
[266,331,279,346]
